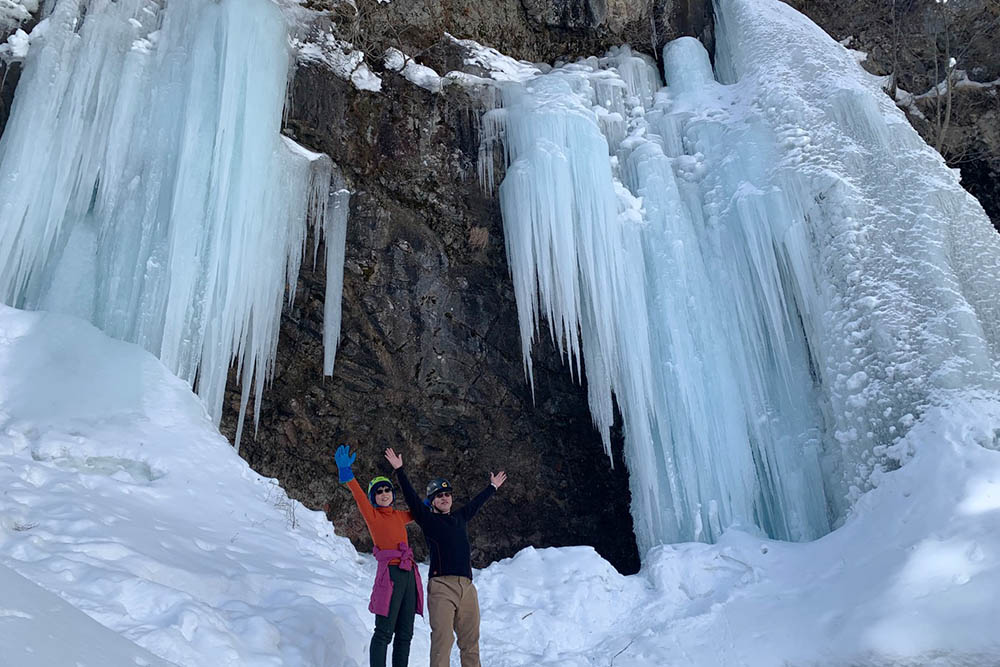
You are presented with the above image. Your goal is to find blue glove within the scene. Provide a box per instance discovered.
[334,445,356,483]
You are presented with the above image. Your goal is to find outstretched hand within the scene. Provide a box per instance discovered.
[334,445,356,483]
[334,445,356,468]
[490,470,507,489]
[385,448,403,470]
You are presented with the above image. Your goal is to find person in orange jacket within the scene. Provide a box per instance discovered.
[335,445,423,667]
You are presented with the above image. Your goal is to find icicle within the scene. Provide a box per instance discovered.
[484,0,1000,554]
[0,0,343,453]
[323,176,350,377]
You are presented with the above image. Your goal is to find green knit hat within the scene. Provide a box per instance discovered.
[367,476,394,505]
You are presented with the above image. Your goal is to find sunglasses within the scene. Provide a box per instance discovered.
[374,486,393,495]
[434,492,452,499]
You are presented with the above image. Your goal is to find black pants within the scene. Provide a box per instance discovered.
[370,564,417,667]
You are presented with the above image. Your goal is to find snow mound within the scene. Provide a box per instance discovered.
[0,305,372,666]
[0,562,176,667]
[2,308,1000,665]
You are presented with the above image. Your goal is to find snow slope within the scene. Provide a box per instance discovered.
[2,306,1000,666]
[0,562,176,667]
[0,305,374,666]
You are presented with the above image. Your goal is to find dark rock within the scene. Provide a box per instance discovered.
[520,0,609,31]
[0,61,22,137]
[221,56,642,574]
[327,0,701,67]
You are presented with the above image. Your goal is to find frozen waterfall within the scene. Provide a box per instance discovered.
[0,0,348,448]
[482,0,1000,552]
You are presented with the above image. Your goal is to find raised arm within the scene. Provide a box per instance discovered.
[334,445,375,523]
[387,448,430,522]
[458,470,505,521]
[346,478,376,523]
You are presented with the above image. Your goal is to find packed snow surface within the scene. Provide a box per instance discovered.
[384,47,442,93]
[2,305,1000,665]
[482,0,1000,550]
[294,29,382,93]
[0,0,346,449]
[0,562,176,666]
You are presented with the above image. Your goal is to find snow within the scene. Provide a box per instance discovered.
[894,86,928,121]
[0,0,344,450]
[0,26,28,59]
[0,305,372,666]
[0,0,32,32]
[384,47,442,93]
[2,303,1000,666]
[0,562,176,667]
[481,0,1000,551]
[293,30,382,93]
[913,69,1000,100]
[350,62,383,93]
[446,33,540,83]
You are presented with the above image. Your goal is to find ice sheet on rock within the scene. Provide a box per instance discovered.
[0,0,342,449]
[483,0,1000,551]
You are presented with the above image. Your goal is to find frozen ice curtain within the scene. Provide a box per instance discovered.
[482,0,1000,552]
[0,0,348,448]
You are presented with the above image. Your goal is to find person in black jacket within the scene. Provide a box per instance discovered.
[384,447,506,667]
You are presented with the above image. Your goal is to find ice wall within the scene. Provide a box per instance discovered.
[482,0,1000,552]
[711,0,1000,511]
[0,0,347,448]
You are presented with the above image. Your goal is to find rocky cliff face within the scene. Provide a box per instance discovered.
[218,1,724,576]
[220,17,659,573]
[2,0,996,575]
[221,0,1000,575]
[224,51,644,572]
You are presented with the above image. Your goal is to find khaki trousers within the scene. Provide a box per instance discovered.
[427,576,481,667]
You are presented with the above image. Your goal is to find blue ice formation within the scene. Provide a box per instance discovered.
[482,0,1000,552]
[0,0,348,448]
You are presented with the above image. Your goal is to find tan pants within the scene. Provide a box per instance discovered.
[427,576,481,667]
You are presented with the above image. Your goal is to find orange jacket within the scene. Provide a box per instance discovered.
[346,478,414,562]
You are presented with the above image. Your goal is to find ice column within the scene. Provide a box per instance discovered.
[0,0,347,448]
[484,0,1000,551]
[485,46,831,549]
[712,0,1000,513]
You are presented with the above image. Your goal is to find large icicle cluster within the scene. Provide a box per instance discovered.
[0,0,348,448]
[482,0,1000,552]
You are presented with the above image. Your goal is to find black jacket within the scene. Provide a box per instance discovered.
[396,468,495,580]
